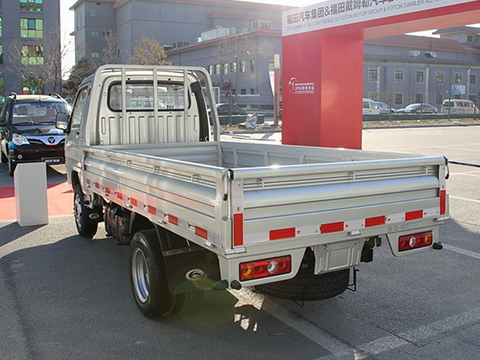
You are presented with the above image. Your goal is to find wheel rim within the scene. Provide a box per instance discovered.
[132,247,150,303]
[74,192,83,228]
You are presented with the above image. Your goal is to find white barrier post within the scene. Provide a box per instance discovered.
[14,163,48,226]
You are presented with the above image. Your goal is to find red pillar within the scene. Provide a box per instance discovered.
[282,31,364,149]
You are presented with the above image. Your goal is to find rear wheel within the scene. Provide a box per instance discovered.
[129,230,175,318]
[255,268,350,301]
[74,184,99,238]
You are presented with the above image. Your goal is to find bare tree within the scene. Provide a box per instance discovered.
[102,31,121,64]
[129,36,171,65]
[7,26,68,94]
[216,32,261,103]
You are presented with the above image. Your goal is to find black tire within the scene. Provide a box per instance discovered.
[255,268,350,301]
[7,155,16,177]
[129,230,175,318]
[0,150,7,164]
[74,184,99,238]
[174,289,203,313]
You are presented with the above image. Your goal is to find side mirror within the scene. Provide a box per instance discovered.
[55,112,70,132]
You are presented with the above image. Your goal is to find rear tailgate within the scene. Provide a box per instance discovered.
[228,156,448,256]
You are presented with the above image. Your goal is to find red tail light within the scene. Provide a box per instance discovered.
[398,231,433,252]
[239,256,291,281]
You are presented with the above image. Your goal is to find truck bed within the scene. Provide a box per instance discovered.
[83,140,446,278]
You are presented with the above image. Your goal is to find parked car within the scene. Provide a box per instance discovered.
[216,103,248,115]
[376,102,397,114]
[362,98,380,114]
[0,93,71,176]
[441,99,479,114]
[398,103,438,114]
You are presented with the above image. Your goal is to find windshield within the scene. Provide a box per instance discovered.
[12,101,70,126]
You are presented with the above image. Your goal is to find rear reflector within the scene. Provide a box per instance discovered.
[239,256,291,281]
[398,231,433,252]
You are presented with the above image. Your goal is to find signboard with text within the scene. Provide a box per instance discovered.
[283,0,477,36]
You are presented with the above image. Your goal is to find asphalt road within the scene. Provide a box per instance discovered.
[1,126,479,360]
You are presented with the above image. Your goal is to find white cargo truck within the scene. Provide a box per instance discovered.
[57,65,449,318]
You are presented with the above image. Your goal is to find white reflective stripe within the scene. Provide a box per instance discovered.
[296,225,320,237]
[423,207,440,217]
[244,231,270,245]
[386,213,405,223]
[344,219,365,230]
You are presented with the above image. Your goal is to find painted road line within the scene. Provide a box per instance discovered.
[233,288,480,360]
[443,244,480,260]
[449,195,480,204]
[231,288,355,357]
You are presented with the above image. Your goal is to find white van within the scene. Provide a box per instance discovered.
[363,98,380,114]
[441,99,479,114]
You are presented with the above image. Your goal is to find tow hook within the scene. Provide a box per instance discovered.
[432,242,443,250]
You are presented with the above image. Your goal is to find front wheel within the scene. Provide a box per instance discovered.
[7,155,17,177]
[129,230,175,318]
[0,150,7,164]
[74,184,99,238]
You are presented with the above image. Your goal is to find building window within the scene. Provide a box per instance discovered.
[230,27,237,35]
[20,0,43,12]
[455,73,463,85]
[91,52,100,58]
[0,77,4,97]
[0,45,3,64]
[436,93,443,105]
[223,63,229,75]
[250,59,255,73]
[415,71,424,83]
[241,89,247,95]
[414,93,424,103]
[22,77,44,94]
[368,69,378,82]
[20,18,44,38]
[208,65,213,75]
[250,88,255,95]
[367,92,377,101]
[231,62,237,74]
[215,64,220,75]
[394,70,404,83]
[469,74,477,86]
[436,72,444,83]
[394,93,403,105]
[0,17,3,37]
[91,31,100,37]
[21,45,44,65]
[240,60,247,73]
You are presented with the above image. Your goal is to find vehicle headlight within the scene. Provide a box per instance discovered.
[12,134,30,146]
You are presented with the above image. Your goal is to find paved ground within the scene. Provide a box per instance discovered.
[1,126,479,360]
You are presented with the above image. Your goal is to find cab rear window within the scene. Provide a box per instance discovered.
[108,83,185,111]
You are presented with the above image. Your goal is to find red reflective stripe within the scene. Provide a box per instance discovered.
[168,215,179,226]
[195,226,208,240]
[320,222,344,234]
[406,210,423,221]
[233,213,244,247]
[105,187,111,194]
[116,192,123,200]
[270,228,296,241]
[130,198,138,207]
[86,179,91,185]
[440,190,446,215]
[95,182,100,189]
[365,216,385,227]
[148,205,156,215]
